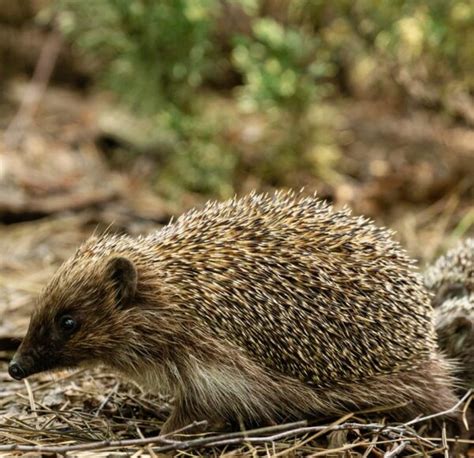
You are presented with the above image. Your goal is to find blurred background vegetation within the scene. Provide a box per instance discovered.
[0,2,473,450]
[54,0,473,197]
[0,0,473,259]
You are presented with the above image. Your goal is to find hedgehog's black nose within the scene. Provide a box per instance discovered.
[8,361,26,380]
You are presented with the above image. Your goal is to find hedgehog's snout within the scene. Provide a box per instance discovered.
[9,344,44,380]
[8,351,38,380]
[8,360,26,380]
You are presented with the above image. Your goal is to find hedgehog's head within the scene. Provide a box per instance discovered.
[9,253,138,380]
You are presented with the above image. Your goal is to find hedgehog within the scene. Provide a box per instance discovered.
[424,238,474,307]
[9,191,458,434]
[424,238,474,388]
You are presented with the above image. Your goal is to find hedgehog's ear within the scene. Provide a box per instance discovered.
[105,256,137,308]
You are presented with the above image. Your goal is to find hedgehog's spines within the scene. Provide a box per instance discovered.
[66,192,437,384]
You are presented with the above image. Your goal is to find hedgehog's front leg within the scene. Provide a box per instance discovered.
[162,358,262,435]
[160,392,220,435]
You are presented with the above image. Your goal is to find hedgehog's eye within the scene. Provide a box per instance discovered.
[58,315,78,334]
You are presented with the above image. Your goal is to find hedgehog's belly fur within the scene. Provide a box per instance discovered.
[120,342,458,434]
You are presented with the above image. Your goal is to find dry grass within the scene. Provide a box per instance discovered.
[0,366,471,456]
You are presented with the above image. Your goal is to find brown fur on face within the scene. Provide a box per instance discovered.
[11,191,460,433]
[10,254,140,376]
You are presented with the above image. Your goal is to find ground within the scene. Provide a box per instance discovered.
[0,81,473,456]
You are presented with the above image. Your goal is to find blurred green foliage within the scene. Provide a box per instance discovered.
[232,17,334,112]
[157,109,237,198]
[332,0,473,103]
[58,0,218,113]
[55,0,473,198]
